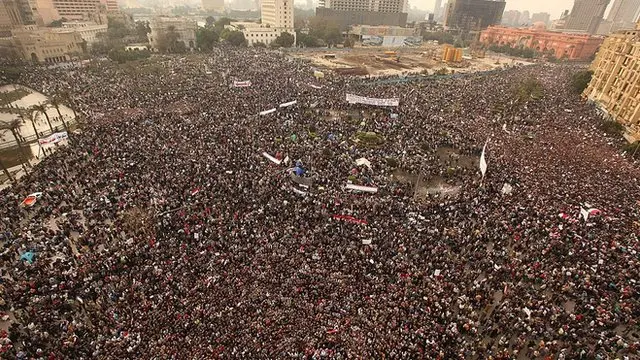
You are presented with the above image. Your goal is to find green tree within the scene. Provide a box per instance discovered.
[135,21,151,42]
[205,16,215,27]
[156,26,181,53]
[343,37,354,48]
[309,16,342,45]
[222,30,246,46]
[215,17,234,29]
[48,18,67,27]
[570,70,593,94]
[196,27,219,51]
[0,118,28,177]
[107,18,130,40]
[272,32,295,47]
[296,32,320,47]
[514,77,544,102]
[32,104,54,133]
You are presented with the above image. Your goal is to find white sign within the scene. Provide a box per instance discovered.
[38,132,68,146]
[259,108,277,116]
[346,93,399,107]
[345,183,378,193]
[279,100,297,108]
[233,80,252,87]
[262,152,281,165]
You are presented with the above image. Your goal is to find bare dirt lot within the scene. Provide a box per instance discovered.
[292,45,534,77]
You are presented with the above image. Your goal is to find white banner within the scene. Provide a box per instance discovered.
[279,100,297,108]
[346,93,399,107]
[38,131,68,146]
[345,183,378,193]
[480,139,488,179]
[262,152,281,165]
[259,108,276,116]
[233,80,252,87]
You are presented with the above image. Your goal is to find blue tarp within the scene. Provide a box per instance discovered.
[294,167,305,176]
[20,251,35,264]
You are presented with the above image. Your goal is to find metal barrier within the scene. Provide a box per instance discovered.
[0,124,69,151]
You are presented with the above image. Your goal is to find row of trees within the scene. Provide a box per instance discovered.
[91,18,151,56]
[488,44,537,59]
[0,93,77,183]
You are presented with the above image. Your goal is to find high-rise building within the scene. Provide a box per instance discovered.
[501,10,521,26]
[564,0,610,34]
[316,0,408,27]
[0,0,23,34]
[261,0,293,29]
[607,0,640,23]
[443,0,505,31]
[433,0,442,20]
[521,10,530,24]
[531,12,551,25]
[202,0,224,12]
[239,0,294,46]
[585,23,640,135]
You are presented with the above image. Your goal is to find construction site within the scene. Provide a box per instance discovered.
[293,44,533,77]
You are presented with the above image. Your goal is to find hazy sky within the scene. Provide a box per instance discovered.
[414,0,614,20]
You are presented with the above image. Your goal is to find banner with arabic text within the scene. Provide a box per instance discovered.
[346,93,399,107]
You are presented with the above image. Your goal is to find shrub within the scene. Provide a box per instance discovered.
[601,120,624,136]
[570,70,593,94]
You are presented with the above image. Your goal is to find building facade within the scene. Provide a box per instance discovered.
[316,0,408,27]
[480,24,604,60]
[585,24,640,134]
[0,0,24,36]
[531,12,551,25]
[55,21,106,44]
[564,0,610,34]
[235,0,294,46]
[148,16,197,51]
[443,0,505,31]
[1,25,84,62]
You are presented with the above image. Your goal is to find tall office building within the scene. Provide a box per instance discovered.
[443,0,505,31]
[433,0,442,19]
[202,0,224,12]
[261,0,293,29]
[0,0,23,36]
[607,0,640,24]
[531,12,551,25]
[564,0,610,34]
[316,0,408,27]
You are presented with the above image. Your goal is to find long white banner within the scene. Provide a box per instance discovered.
[38,131,68,145]
[346,93,399,107]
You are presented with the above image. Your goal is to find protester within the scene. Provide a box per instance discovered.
[0,48,638,359]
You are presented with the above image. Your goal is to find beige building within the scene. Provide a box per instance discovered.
[56,21,106,44]
[0,0,24,36]
[1,25,84,62]
[148,16,196,51]
[34,0,116,21]
[239,0,294,46]
[585,23,640,134]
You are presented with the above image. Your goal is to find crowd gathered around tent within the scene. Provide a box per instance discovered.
[0,47,639,359]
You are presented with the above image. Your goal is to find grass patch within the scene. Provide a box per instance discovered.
[354,131,385,147]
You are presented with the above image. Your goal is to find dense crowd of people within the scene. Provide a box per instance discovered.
[0,47,639,359]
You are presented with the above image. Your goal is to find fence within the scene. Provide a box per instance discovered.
[0,123,70,151]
